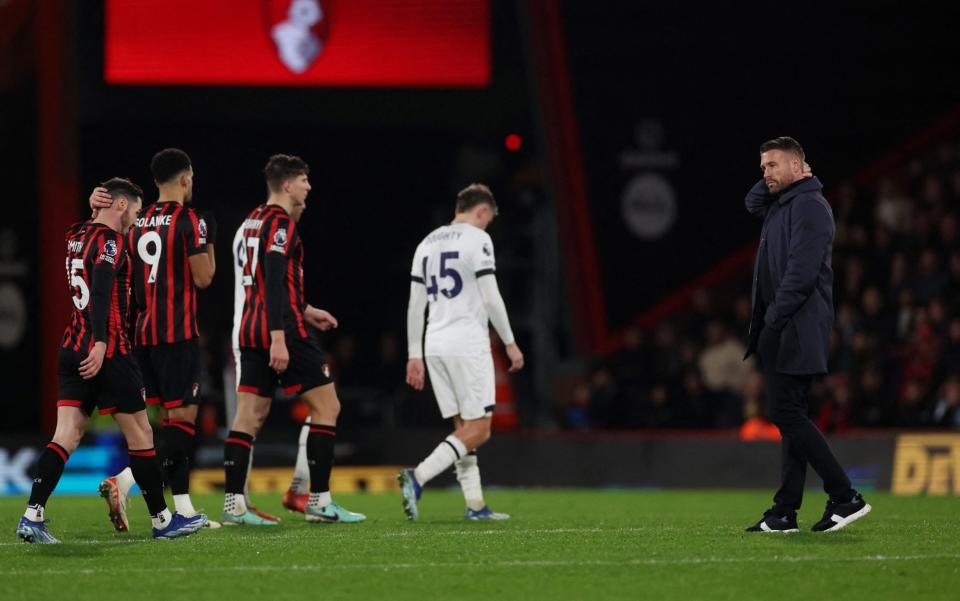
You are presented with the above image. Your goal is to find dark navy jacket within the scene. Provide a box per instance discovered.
[744,176,835,375]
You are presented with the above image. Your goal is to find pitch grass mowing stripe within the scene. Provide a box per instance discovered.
[4,553,960,576]
[2,490,959,601]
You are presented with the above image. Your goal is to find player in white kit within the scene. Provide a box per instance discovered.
[399,183,524,521]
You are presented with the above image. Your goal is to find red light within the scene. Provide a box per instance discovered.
[504,133,522,151]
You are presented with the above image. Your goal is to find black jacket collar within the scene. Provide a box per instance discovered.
[777,176,823,205]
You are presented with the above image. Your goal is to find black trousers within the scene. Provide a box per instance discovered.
[757,327,854,513]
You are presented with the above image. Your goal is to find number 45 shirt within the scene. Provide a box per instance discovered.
[129,201,208,346]
[411,222,497,357]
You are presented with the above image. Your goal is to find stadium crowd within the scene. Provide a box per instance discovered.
[559,140,960,432]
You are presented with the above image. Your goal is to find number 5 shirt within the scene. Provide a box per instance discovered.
[410,223,497,357]
[61,221,133,358]
[129,201,208,346]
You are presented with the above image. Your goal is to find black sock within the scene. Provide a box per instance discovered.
[27,442,69,512]
[128,448,168,518]
[162,420,196,495]
[307,425,336,493]
[224,430,254,494]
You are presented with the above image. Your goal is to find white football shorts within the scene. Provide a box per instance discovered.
[425,354,495,420]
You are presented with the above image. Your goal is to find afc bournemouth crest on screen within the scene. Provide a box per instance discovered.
[264,0,331,74]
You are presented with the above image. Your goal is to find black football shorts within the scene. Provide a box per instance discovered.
[237,335,334,397]
[134,338,201,409]
[57,347,145,416]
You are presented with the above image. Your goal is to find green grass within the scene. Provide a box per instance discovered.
[1,490,958,601]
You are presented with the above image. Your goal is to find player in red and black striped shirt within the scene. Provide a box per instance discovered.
[90,149,216,527]
[17,178,205,543]
[223,154,365,525]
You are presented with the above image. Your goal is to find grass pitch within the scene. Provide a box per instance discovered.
[1,489,958,601]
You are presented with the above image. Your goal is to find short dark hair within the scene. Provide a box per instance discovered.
[455,183,497,214]
[150,148,192,184]
[100,177,143,203]
[264,154,310,193]
[760,136,805,162]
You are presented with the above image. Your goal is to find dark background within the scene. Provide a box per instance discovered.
[2,1,960,433]
[564,1,960,329]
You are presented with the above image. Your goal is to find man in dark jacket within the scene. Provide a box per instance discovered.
[743,137,871,533]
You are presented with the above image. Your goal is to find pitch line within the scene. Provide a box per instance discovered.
[3,553,960,576]
[0,526,650,547]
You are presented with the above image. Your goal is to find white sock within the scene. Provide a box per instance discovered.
[455,453,485,511]
[224,492,247,516]
[116,467,135,495]
[307,491,332,509]
[151,508,173,530]
[173,494,196,515]
[414,435,467,486]
[291,418,311,493]
[24,504,43,522]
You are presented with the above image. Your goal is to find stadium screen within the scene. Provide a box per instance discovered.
[104,0,491,87]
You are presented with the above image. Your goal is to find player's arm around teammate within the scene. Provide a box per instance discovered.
[17,180,205,543]
[92,185,216,287]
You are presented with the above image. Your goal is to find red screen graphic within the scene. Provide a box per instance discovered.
[105,0,490,87]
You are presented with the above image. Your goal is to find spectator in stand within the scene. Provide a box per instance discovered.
[699,321,752,394]
[613,327,652,394]
[586,366,620,429]
[651,322,685,389]
[912,249,948,304]
[896,379,930,427]
[874,178,913,235]
[900,320,941,400]
[698,321,751,427]
[859,287,896,344]
[932,376,960,428]
[562,382,591,430]
[739,372,779,441]
[815,374,853,434]
[670,368,712,428]
[946,252,960,315]
[937,213,958,255]
[732,295,753,339]
[938,318,960,380]
[853,364,889,426]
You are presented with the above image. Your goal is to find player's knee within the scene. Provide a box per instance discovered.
[324,397,341,420]
[475,427,492,447]
[254,403,271,426]
[121,425,153,450]
[52,431,82,454]
[138,423,155,448]
[52,422,85,453]
[459,423,490,449]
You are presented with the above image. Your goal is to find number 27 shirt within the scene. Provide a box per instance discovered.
[236,204,308,349]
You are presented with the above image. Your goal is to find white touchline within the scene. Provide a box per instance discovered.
[2,554,959,576]
[0,526,655,547]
